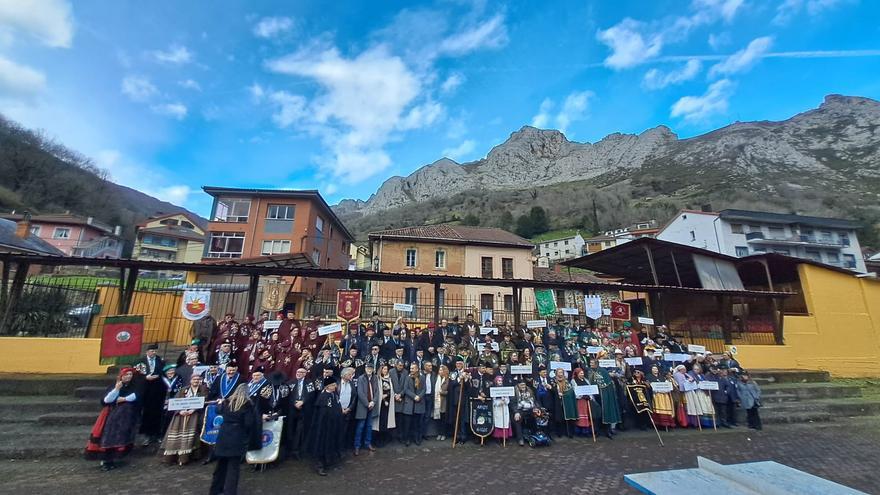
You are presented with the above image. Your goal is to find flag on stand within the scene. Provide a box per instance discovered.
[610,301,631,321]
[101,315,144,361]
[535,289,558,317]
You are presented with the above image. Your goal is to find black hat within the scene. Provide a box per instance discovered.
[252,366,265,374]
[226,359,238,368]
[147,343,159,350]
[323,376,337,387]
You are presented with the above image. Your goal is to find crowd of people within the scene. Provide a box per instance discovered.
[85,310,765,492]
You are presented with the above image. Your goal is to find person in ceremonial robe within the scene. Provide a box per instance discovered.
[552,368,577,438]
[687,363,716,427]
[587,357,621,439]
[512,381,536,446]
[306,376,345,476]
[625,370,653,431]
[570,367,594,437]
[161,373,209,465]
[136,343,165,446]
[491,375,514,443]
[534,368,554,413]
[209,384,260,495]
[160,364,183,436]
[447,358,470,444]
[85,367,139,471]
[286,367,316,459]
[646,364,676,428]
[176,339,204,367]
[215,341,235,368]
[275,310,299,346]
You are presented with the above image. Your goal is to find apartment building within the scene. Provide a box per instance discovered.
[0,212,123,258]
[132,213,206,263]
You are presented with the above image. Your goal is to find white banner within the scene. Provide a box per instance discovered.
[167,396,206,411]
[624,357,643,366]
[575,384,599,396]
[688,344,707,354]
[549,361,571,371]
[526,319,547,329]
[664,353,691,362]
[181,290,211,321]
[699,381,720,391]
[246,417,285,464]
[560,307,579,316]
[318,323,343,336]
[637,316,655,325]
[586,346,604,354]
[262,320,282,330]
[481,309,493,323]
[598,359,618,368]
[584,295,603,320]
[480,327,498,335]
[510,365,532,375]
[490,386,515,398]
[393,303,414,312]
[651,382,673,393]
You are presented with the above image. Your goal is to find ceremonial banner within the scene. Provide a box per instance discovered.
[584,295,603,320]
[481,309,493,324]
[168,396,205,411]
[699,381,720,391]
[470,400,494,438]
[260,279,289,313]
[393,303,414,313]
[490,386,515,398]
[526,319,547,329]
[318,322,343,336]
[246,417,285,464]
[535,289,557,317]
[575,384,599,396]
[627,384,653,413]
[336,289,362,321]
[560,307,579,316]
[100,315,144,360]
[510,365,532,375]
[599,359,617,368]
[651,382,673,393]
[610,301,631,321]
[181,290,211,321]
[200,404,222,445]
[549,361,571,371]
[637,316,655,325]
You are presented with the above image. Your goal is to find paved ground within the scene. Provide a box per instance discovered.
[2,417,878,495]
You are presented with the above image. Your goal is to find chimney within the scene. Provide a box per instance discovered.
[113,225,122,236]
[15,212,32,239]
[86,216,94,225]
[700,204,713,212]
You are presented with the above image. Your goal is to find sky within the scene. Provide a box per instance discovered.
[0,0,878,217]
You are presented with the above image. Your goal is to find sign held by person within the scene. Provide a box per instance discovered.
[549,361,571,371]
[561,307,579,315]
[318,323,343,336]
[510,365,532,375]
[393,303,414,312]
[650,382,674,393]
[699,381,720,391]
[637,316,655,325]
[168,396,206,411]
[262,320,282,330]
[688,344,707,354]
[526,319,547,329]
[575,384,599,396]
[490,386,515,398]
[598,359,617,368]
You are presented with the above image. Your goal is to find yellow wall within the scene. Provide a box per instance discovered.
[734,264,880,377]
[87,287,192,346]
[0,337,108,374]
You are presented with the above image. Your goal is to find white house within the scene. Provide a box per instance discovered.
[536,231,585,263]
[657,209,866,273]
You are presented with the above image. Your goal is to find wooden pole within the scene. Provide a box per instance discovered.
[648,412,664,447]
[451,373,465,448]
[587,399,596,443]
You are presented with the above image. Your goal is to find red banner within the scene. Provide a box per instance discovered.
[336,290,363,321]
[101,315,144,359]
[610,301,631,321]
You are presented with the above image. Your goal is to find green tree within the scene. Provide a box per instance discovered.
[514,214,533,237]
[528,206,549,235]
[461,213,480,226]
[496,210,514,230]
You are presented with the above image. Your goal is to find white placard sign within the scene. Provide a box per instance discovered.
[664,353,690,362]
[651,382,673,393]
[490,386,515,398]
[262,320,282,330]
[480,327,498,335]
[637,316,655,325]
[561,307,579,316]
[318,323,343,336]
[598,359,617,368]
[167,396,206,411]
[688,344,706,354]
[602,308,612,316]
[510,365,532,375]
[393,303,414,312]
[192,365,210,377]
[584,295,603,320]
[699,381,720,391]
[624,357,643,366]
[586,346,604,354]
[477,342,500,352]
[682,380,698,392]
[526,319,547,329]
[575,384,599,396]
[549,361,571,371]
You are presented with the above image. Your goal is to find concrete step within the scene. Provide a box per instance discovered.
[761,383,862,401]
[749,369,831,384]
[0,375,110,396]
[37,412,97,426]
[0,423,88,459]
[73,386,108,400]
[761,410,834,424]
[761,393,799,404]
[0,396,97,423]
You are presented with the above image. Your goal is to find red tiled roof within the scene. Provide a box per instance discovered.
[369,225,534,249]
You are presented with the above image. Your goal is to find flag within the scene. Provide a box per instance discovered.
[336,289,363,321]
[610,301,631,321]
[182,290,211,321]
[584,295,603,320]
[535,289,557,317]
[101,315,144,359]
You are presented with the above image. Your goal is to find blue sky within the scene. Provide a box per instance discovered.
[0,0,878,217]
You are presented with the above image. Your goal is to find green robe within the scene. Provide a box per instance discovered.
[559,385,578,421]
[588,367,621,424]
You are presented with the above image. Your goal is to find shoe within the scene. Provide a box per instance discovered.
[518,439,524,446]
[367,445,376,452]
[405,441,410,447]
[141,438,151,447]
[354,448,360,456]
[317,468,327,476]
[605,432,613,440]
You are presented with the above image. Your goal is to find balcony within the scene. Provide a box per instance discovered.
[745,232,847,249]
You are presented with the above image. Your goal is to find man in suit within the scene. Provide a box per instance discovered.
[389,359,408,442]
[380,328,396,360]
[353,362,380,455]
[136,343,165,445]
[433,345,452,371]
[421,361,437,442]
[286,367,316,459]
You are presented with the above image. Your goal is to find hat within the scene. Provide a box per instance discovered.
[224,312,235,317]
[190,338,201,345]
[614,348,623,355]
[251,366,265,374]
[323,376,338,387]
[226,359,238,368]
[221,339,232,346]
[147,343,159,350]
[118,367,135,378]
[623,321,632,328]
[162,364,176,373]
[364,361,375,369]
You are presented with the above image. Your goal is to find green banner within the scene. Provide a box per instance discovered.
[535,289,558,317]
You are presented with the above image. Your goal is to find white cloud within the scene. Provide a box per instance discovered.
[398,101,444,130]
[248,82,265,102]
[95,149,192,205]
[151,44,193,65]
[0,55,46,97]
[121,75,157,102]
[322,183,338,195]
[531,98,554,128]
[253,16,294,38]
[151,102,187,120]
[0,0,73,48]
[708,32,731,50]
[441,72,465,94]
[530,91,594,132]
[670,78,734,122]
[178,79,201,91]
[643,59,701,90]
[442,139,476,160]
[709,36,773,77]
[267,90,307,128]
[437,13,508,56]
[695,0,745,22]
[596,19,663,70]
[774,0,853,24]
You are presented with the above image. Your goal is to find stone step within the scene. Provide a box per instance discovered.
[760,393,799,404]
[74,386,109,400]
[748,369,831,384]
[0,423,88,459]
[761,383,862,401]
[37,411,98,426]
[761,410,834,424]
[0,396,97,423]
[0,375,110,396]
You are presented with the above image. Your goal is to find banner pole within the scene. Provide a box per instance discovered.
[648,412,664,447]
[452,373,465,448]
[587,399,596,443]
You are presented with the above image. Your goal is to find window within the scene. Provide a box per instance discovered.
[207,232,244,258]
[689,230,696,241]
[481,257,493,278]
[604,241,613,247]
[213,198,251,222]
[435,250,446,269]
[768,226,785,239]
[637,223,650,229]
[839,232,850,246]
[735,246,749,257]
[53,227,71,239]
[820,230,832,241]
[773,248,790,255]
[502,258,514,279]
[143,235,177,247]
[480,293,494,310]
[181,221,195,229]
[843,254,857,269]
[29,225,41,236]
[261,240,291,255]
[503,295,513,312]
[312,248,321,266]
[406,248,417,268]
[555,290,566,309]
[316,216,325,233]
[565,249,570,254]
[753,246,767,253]
[826,252,840,263]
[805,249,821,262]
[159,218,179,226]
[731,223,744,234]
[553,242,558,247]
[437,288,446,307]
[564,240,569,245]
[747,225,761,233]
[405,288,418,306]
[267,204,295,220]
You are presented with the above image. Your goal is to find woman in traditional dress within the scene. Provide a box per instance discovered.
[646,364,676,429]
[373,363,396,447]
[552,368,577,438]
[433,364,449,441]
[161,373,209,465]
[687,363,716,427]
[669,368,690,428]
[85,367,139,471]
[491,375,514,443]
[569,367,594,437]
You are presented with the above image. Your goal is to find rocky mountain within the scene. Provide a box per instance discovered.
[335,95,880,246]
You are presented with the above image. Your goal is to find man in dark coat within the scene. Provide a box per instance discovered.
[136,343,165,445]
[286,367,316,459]
[306,377,345,476]
[353,362,380,455]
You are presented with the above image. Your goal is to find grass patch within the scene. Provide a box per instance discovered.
[26,275,181,290]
